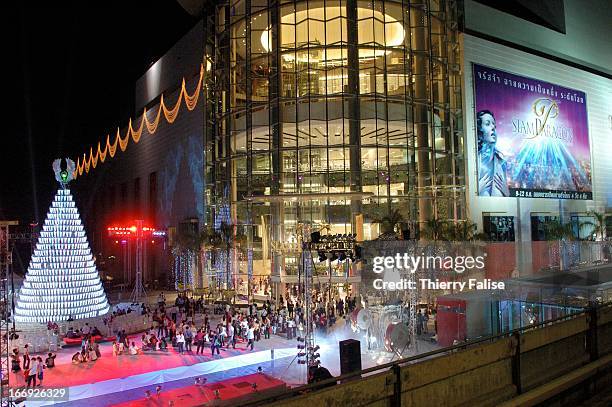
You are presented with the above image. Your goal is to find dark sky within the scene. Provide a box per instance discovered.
[2,1,197,225]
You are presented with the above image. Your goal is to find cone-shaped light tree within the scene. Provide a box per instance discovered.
[14,159,110,323]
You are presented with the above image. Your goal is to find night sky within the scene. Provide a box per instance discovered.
[3,1,197,226]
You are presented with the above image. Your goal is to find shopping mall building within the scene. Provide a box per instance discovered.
[75,0,612,296]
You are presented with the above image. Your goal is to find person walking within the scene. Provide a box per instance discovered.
[175,331,185,354]
[36,357,44,386]
[23,344,30,370]
[246,325,255,351]
[210,332,221,356]
[26,356,39,388]
[184,325,193,352]
[195,329,205,354]
[226,322,235,349]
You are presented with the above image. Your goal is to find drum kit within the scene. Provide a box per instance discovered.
[351,304,412,355]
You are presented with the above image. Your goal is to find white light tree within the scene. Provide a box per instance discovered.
[14,159,110,323]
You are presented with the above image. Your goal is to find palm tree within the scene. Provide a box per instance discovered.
[543,219,575,241]
[583,211,607,241]
[372,209,404,238]
[446,220,479,242]
[542,219,578,271]
[423,218,448,241]
[583,211,609,263]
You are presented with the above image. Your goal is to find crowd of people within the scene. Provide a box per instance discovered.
[9,290,366,390]
[10,345,56,388]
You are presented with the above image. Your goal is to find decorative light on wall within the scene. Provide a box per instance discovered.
[74,64,205,178]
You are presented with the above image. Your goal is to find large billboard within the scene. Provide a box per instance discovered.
[473,64,592,200]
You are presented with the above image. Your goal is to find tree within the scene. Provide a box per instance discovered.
[423,218,448,241]
[446,220,480,242]
[372,209,404,237]
[542,219,576,241]
[583,211,608,241]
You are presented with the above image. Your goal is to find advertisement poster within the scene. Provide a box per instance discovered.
[473,64,592,200]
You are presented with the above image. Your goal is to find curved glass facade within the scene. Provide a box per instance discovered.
[207,0,464,285]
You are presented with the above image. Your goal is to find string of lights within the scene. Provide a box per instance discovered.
[74,64,204,178]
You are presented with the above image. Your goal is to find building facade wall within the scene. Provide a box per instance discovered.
[463,0,612,76]
[462,33,612,273]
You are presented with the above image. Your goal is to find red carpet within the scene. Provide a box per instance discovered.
[9,342,252,389]
[111,374,287,407]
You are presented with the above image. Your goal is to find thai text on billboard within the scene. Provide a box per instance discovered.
[473,64,592,200]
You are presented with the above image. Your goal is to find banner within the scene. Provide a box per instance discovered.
[473,64,592,200]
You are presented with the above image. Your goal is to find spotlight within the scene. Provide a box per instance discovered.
[311,345,320,352]
[298,351,306,357]
[297,359,306,364]
[313,353,320,358]
[297,344,305,349]
[310,231,321,243]
[354,246,362,260]
[297,337,305,342]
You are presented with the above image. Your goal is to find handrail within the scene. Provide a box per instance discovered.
[241,301,611,406]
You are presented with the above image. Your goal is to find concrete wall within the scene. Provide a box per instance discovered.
[265,303,612,406]
[134,21,204,112]
[463,0,612,76]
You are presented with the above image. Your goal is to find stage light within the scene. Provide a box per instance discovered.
[312,345,320,352]
[257,366,263,373]
[297,337,305,342]
[354,246,362,260]
[297,344,305,349]
[310,231,321,243]
[298,352,306,357]
[297,360,306,364]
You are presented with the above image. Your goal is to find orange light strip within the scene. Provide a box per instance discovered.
[74,63,204,178]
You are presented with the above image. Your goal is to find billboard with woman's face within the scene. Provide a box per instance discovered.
[473,64,592,200]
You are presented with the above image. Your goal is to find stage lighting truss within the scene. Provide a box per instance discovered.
[309,233,362,264]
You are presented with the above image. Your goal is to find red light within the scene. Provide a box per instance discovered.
[129,226,137,233]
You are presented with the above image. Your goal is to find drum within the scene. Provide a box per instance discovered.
[356,309,372,330]
[383,323,410,353]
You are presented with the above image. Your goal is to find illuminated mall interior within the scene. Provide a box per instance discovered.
[207,0,464,297]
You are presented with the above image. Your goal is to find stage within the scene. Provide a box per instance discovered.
[110,374,287,407]
[10,319,440,405]
[11,334,296,406]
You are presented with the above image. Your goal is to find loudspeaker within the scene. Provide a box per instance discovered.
[339,339,362,375]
